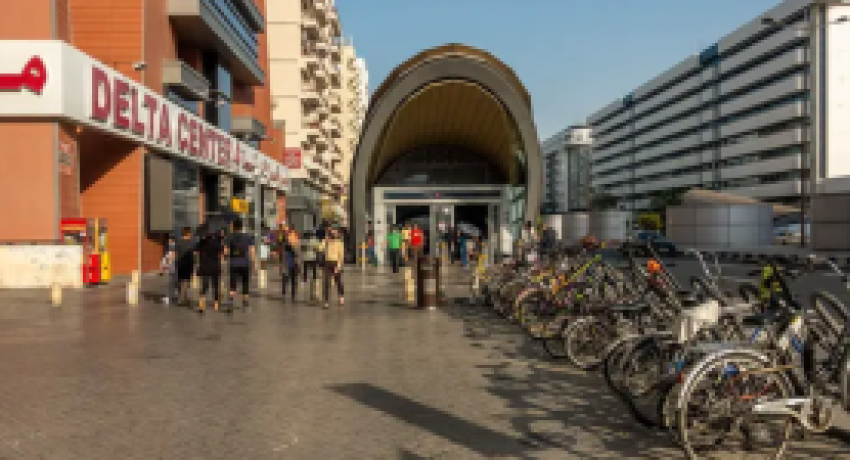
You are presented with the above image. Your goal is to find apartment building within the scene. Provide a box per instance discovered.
[0,0,287,275]
[268,0,367,232]
[588,0,850,212]
[337,40,369,223]
[540,126,593,214]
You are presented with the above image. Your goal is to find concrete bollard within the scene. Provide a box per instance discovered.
[313,278,323,301]
[402,266,415,303]
[127,281,139,305]
[51,282,62,307]
[359,243,367,270]
[259,269,268,289]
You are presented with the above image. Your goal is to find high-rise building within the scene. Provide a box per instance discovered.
[540,126,593,214]
[587,0,850,212]
[338,40,369,224]
[0,0,287,275]
[267,0,366,232]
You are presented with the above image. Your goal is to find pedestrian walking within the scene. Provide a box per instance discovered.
[196,232,224,313]
[367,232,377,266]
[411,223,425,263]
[401,224,411,265]
[386,225,402,273]
[459,231,469,267]
[160,236,177,304]
[319,228,345,308]
[280,229,299,301]
[301,231,319,283]
[175,227,196,307]
[223,220,257,312]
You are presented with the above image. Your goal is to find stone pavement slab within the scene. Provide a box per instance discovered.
[0,266,847,459]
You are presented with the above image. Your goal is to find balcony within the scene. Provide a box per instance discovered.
[302,14,319,30]
[231,116,265,138]
[162,59,210,101]
[301,84,322,102]
[167,0,264,85]
[231,0,264,32]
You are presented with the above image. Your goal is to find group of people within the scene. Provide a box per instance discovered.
[383,223,425,273]
[160,220,347,313]
[442,228,484,268]
[274,223,345,308]
[515,220,559,264]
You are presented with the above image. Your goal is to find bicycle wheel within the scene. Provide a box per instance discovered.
[604,335,641,396]
[563,316,616,371]
[811,290,849,343]
[842,347,850,412]
[677,352,793,459]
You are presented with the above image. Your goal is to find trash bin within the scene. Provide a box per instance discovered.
[416,256,440,309]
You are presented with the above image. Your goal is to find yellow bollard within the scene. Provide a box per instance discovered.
[51,282,62,307]
[259,269,268,289]
[131,270,140,285]
[127,281,139,306]
[359,243,367,269]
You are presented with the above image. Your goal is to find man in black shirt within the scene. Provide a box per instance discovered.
[196,232,224,313]
[175,227,196,307]
[223,220,257,311]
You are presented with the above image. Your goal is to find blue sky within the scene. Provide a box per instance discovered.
[335,0,782,139]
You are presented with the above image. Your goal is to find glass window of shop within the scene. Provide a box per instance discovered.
[173,159,201,232]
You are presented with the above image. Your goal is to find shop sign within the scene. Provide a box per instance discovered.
[0,40,290,191]
[231,198,250,214]
[0,56,47,93]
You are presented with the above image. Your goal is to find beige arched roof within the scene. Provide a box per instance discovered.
[369,80,519,184]
[370,44,532,109]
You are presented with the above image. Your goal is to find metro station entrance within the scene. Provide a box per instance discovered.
[374,186,506,264]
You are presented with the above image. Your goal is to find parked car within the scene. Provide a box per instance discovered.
[620,231,679,257]
[774,228,802,245]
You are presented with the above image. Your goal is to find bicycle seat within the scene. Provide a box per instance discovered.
[677,291,700,308]
[742,309,783,327]
[610,300,650,313]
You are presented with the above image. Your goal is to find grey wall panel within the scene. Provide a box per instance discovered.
[812,195,850,223]
[696,206,729,226]
[695,225,729,247]
[812,223,850,250]
[729,205,758,225]
[666,203,771,249]
[562,213,589,243]
[667,207,694,227]
[667,225,695,246]
[729,226,761,246]
[147,155,174,233]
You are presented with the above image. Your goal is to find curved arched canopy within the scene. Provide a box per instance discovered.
[350,44,542,244]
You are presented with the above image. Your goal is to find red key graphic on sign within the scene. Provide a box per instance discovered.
[0,56,47,94]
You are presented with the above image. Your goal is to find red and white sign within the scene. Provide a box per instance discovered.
[0,56,47,93]
[0,40,289,191]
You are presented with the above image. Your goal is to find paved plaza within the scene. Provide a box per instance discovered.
[0,266,848,459]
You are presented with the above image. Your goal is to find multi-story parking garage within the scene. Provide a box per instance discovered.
[349,45,542,261]
[588,0,850,212]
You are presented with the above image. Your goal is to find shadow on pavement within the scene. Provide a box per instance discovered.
[328,382,528,457]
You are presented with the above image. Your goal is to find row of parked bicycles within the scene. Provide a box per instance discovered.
[470,243,850,459]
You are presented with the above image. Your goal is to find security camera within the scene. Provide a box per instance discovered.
[132,62,148,71]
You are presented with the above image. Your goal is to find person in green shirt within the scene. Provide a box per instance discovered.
[386,225,402,273]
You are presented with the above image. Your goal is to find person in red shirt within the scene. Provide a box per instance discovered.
[411,224,425,260]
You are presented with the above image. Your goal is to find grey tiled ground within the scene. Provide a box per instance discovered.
[0,266,848,459]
